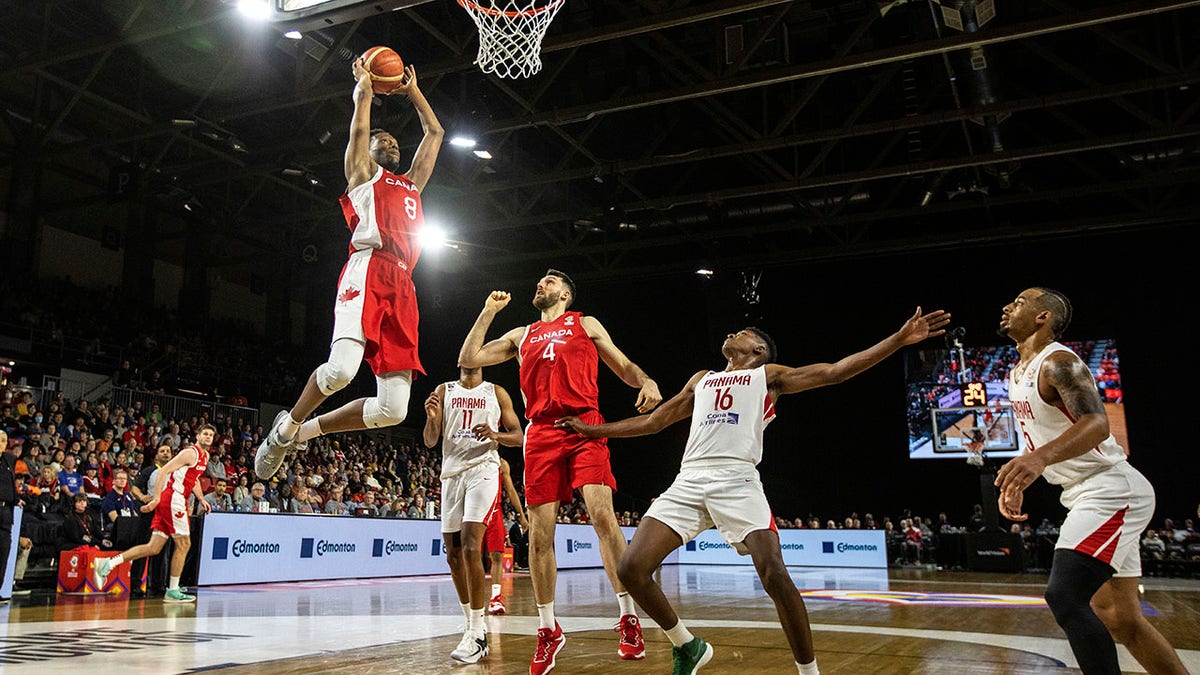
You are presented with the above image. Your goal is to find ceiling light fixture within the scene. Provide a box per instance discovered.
[449,136,477,148]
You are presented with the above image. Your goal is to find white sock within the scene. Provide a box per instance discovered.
[279,414,301,439]
[169,576,180,591]
[460,602,471,622]
[109,554,125,567]
[296,418,323,443]
[491,584,502,597]
[537,602,555,630]
[664,621,695,648]
[798,660,820,675]
[469,608,486,634]
[617,591,636,617]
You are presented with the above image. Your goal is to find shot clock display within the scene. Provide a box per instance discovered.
[903,339,1126,460]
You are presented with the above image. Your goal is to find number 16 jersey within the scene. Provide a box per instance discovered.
[518,311,599,420]
[683,366,776,469]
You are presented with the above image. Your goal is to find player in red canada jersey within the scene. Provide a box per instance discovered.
[255,52,443,480]
[94,424,215,603]
[459,270,661,674]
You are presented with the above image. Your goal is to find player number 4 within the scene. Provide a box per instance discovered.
[541,338,566,361]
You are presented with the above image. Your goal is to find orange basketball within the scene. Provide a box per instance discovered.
[361,46,406,95]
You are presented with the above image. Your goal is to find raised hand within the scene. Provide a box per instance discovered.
[423,391,442,419]
[485,290,511,313]
[392,65,418,97]
[898,306,951,345]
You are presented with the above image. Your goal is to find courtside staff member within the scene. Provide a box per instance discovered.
[0,430,19,602]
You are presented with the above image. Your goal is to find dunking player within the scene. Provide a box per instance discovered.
[993,288,1188,675]
[557,307,949,675]
[484,456,528,615]
[255,54,444,479]
[458,273,661,674]
[423,366,523,664]
[95,424,216,603]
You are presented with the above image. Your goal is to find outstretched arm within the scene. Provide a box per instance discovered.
[556,370,705,439]
[581,315,662,413]
[393,66,444,191]
[344,57,378,190]
[422,383,446,449]
[473,384,524,447]
[458,292,524,368]
[767,307,950,396]
[995,351,1112,503]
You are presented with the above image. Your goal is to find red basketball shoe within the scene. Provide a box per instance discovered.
[530,622,565,675]
[489,593,507,615]
[615,614,646,660]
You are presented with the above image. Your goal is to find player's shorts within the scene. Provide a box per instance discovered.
[485,503,507,554]
[643,462,775,555]
[441,459,501,534]
[524,411,616,506]
[1056,460,1155,577]
[332,247,424,376]
[149,488,191,537]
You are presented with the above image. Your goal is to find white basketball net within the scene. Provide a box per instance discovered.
[457,0,565,79]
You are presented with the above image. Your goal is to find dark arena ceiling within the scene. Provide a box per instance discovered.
[2,0,1198,289]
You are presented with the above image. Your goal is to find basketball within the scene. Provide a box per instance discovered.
[361,46,406,95]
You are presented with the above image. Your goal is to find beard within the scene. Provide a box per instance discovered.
[532,290,559,311]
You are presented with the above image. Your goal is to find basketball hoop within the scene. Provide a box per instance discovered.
[457,0,565,79]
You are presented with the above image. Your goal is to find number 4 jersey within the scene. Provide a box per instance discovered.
[683,366,776,468]
[518,311,600,421]
[440,380,502,479]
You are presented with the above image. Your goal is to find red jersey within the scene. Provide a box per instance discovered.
[163,443,209,500]
[518,311,599,420]
[338,166,424,270]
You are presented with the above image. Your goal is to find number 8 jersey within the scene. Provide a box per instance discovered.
[683,366,776,468]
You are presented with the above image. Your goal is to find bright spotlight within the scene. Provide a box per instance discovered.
[283,30,303,39]
[695,268,714,277]
[449,136,477,148]
[237,0,272,20]
[472,149,493,160]
[418,225,447,248]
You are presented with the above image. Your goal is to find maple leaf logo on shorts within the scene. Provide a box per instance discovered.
[174,511,186,519]
[338,286,362,303]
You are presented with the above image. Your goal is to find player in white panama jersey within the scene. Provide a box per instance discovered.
[556,306,948,675]
[994,287,1187,675]
[423,366,523,664]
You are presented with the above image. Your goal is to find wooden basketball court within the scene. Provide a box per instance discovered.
[3,565,1197,673]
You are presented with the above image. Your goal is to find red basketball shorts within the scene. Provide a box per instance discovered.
[523,411,617,506]
[149,488,190,537]
[332,248,424,376]
[485,502,507,554]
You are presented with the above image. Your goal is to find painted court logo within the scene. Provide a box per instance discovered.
[801,590,1046,607]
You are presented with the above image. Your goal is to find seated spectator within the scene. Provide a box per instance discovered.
[407,494,427,519]
[1142,529,1167,559]
[100,468,138,533]
[291,486,316,514]
[204,478,234,512]
[232,473,250,504]
[57,454,83,499]
[34,465,61,512]
[60,493,102,549]
[324,486,351,515]
[82,463,105,503]
[239,481,270,512]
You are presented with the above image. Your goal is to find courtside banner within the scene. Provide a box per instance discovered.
[198,512,448,585]
[678,528,887,568]
[555,524,679,569]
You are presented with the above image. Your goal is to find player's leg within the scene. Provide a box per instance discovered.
[744,529,818,673]
[615,516,685,627]
[296,369,412,440]
[444,531,470,607]
[485,512,508,614]
[581,483,629,594]
[255,338,365,477]
[1092,576,1189,674]
[164,534,194,602]
[1044,548,1121,674]
[94,531,167,588]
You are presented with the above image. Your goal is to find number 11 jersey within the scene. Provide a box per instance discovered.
[683,366,776,468]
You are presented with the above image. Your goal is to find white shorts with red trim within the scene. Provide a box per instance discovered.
[441,459,501,534]
[149,488,191,537]
[1056,460,1155,577]
[644,463,775,555]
